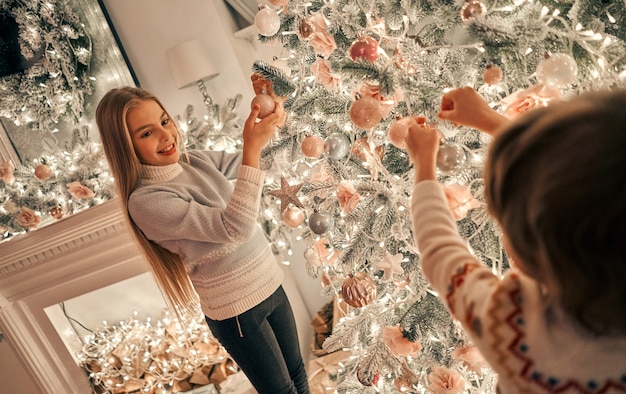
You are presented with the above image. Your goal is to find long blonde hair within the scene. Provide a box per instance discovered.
[96,86,199,319]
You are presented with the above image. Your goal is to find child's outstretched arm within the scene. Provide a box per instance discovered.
[438,87,510,136]
[404,121,441,183]
[241,98,284,168]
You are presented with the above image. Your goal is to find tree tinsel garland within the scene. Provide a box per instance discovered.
[0,0,94,131]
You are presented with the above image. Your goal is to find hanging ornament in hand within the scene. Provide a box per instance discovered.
[251,92,276,119]
[460,0,487,21]
[309,211,334,235]
[268,176,304,213]
[349,96,383,129]
[536,53,578,88]
[324,133,351,160]
[341,272,377,308]
[283,206,305,228]
[254,6,281,36]
[301,135,325,158]
[437,141,466,175]
[482,64,503,85]
[349,36,380,62]
[34,164,52,181]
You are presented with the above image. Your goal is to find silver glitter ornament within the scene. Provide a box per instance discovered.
[437,141,466,175]
[324,133,351,160]
[309,211,334,234]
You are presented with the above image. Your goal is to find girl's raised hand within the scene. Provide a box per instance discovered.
[241,98,285,168]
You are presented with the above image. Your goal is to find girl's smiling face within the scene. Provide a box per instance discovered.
[126,99,179,166]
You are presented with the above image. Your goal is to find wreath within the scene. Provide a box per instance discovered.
[0,0,93,132]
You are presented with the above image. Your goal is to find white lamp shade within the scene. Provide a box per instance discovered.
[166,40,220,89]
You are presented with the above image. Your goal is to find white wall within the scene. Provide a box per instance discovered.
[101,0,253,121]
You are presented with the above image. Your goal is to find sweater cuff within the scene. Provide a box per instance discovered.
[238,165,265,186]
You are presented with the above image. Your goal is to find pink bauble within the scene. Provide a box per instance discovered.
[349,36,379,62]
[34,164,52,180]
[254,7,281,36]
[536,53,578,88]
[349,96,383,129]
[388,117,416,149]
[301,135,325,158]
[482,65,503,85]
[283,207,305,228]
[251,94,276,119]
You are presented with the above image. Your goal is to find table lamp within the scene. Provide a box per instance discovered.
[166,40,220,113]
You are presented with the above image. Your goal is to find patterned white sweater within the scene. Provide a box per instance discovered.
[411,180,626,393]
[128,150,283,320]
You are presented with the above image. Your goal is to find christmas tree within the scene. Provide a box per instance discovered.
[250,0,626,392]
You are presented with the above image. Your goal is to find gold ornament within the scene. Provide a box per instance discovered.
[49,207,64,220]
[341,272,376,308]
[298,19,315,39]
[268,176,304,213]
[301,135,325,158]
[349,96,383,129]
[461,0,486,21]
[283,206,305,228]
[34,164,52,180]
[482,64,503,85]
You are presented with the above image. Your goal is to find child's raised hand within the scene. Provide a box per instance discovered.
[404,118,441,182]
[438,87,510,136]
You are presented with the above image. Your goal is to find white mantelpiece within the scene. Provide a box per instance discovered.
[0,198,150,393]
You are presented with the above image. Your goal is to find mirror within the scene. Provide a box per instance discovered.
[0,0,138,241]
[0,0,138,164]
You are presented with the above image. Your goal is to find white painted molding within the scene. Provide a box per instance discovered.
[0,198,150,393]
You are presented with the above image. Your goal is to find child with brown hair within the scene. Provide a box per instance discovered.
[405,87,626,393]
[95,85,309,394]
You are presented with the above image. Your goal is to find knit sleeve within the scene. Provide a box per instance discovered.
[128,165,265,246]
[410,180,501,333]
[193,150,243,180]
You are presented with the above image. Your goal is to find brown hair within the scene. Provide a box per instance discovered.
[95,86,199,319]
[484,89,626,335]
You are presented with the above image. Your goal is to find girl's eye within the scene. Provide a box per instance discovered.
[161,117,170,126]
[141,130,152,138]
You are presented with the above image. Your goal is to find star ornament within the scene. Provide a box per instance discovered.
[268,176,304,213]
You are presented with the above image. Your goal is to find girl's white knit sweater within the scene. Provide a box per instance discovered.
[128,150,283,320]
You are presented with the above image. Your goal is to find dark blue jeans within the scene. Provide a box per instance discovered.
[205,286,310,394]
